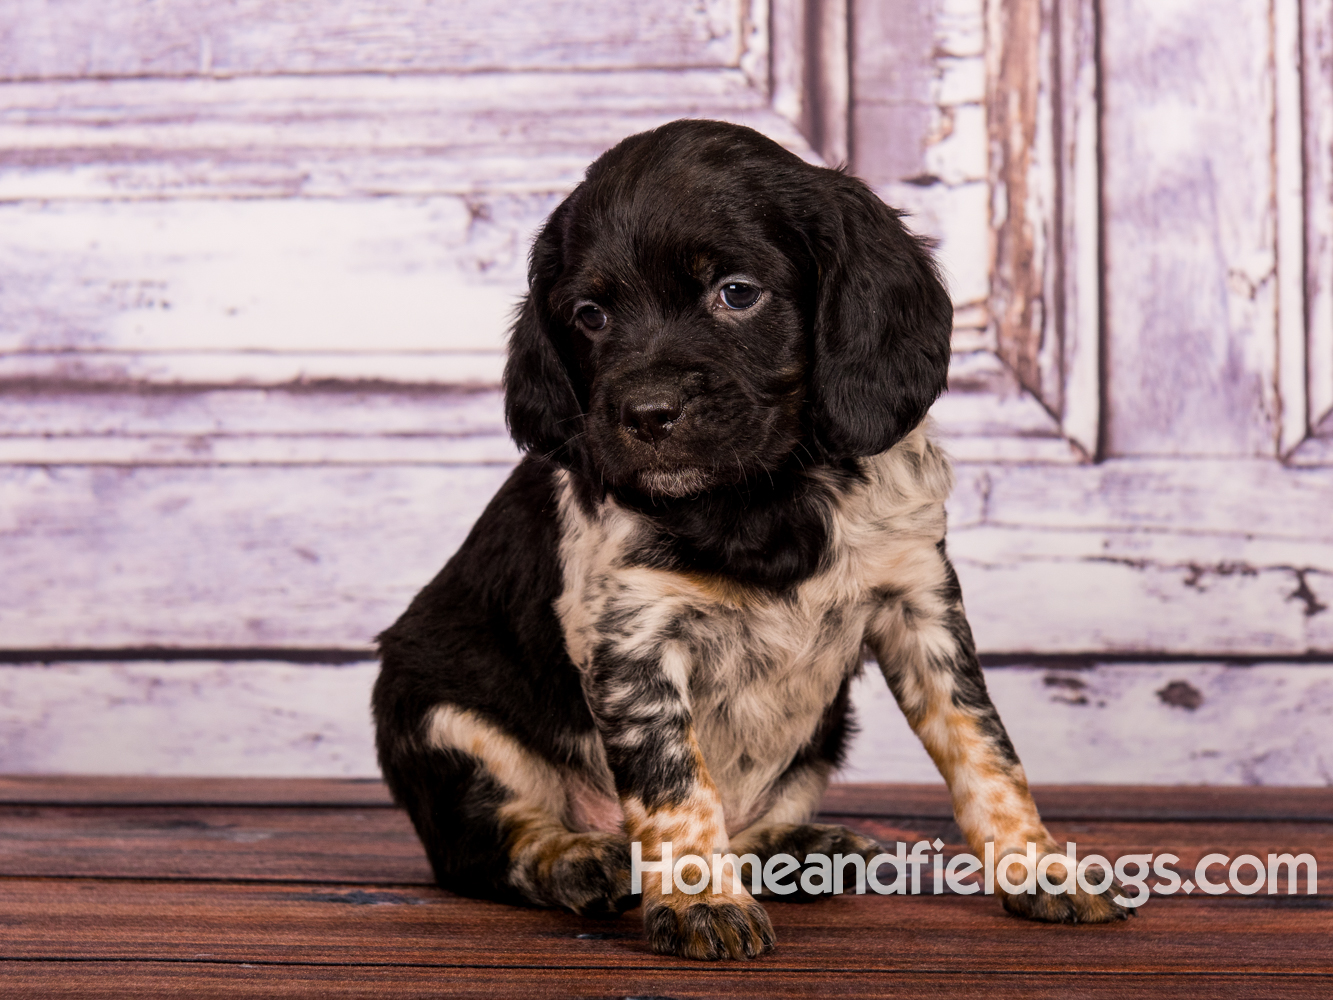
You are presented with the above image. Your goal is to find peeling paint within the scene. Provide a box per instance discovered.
[1157,679,1204,710]
[1287,570,1329,618]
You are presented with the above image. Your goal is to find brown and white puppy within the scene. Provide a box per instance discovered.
[373,119,1129,960]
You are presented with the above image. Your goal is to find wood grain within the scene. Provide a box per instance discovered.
[0,71,808,201]
[1305,0,1333,436]
[0,465,512,649]
[1100,0,1279,458]
[0,804,433,884]
[4,963,1327,1000]
[0,0,742,79]
[1,878,1328,972]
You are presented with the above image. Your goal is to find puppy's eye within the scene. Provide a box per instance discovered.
[574,304,607,333]
[719,282,761,310]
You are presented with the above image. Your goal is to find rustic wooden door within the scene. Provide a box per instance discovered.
[847,0,1333,786]
[1,0,1329,782]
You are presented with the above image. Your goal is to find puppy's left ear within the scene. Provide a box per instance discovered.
[808,175,953,459]
[503,202,586,466]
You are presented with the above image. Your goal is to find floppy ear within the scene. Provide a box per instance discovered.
[808,175,953,459]
[502,203,585,465]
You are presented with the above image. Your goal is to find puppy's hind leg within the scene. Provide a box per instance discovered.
[378,702,636,917]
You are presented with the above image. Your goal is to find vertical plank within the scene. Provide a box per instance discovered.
[986,0,1059,410]
[1276,0,1308,455]
[772,0,850,166]
[1101,0,1279,457]
[1054,0,1101,458]
[1306,0,1333,436]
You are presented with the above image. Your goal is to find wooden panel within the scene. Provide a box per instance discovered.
[1053,0,1101,456]
[0,352,507,390]
[3,460,1331,652]
[0,360,1073,466]
[1306,0,1333,438]
[2,879,1329,972]
[947,527,1333,654]
[845,664,1333,785]
[0,388,518,465]
[0,0,743,79]
[0,804,432,883]
[1101,0,1279,457]
[954,459,1333,538]
[0,196,540,356]
[4,804,1329,894]
[985,0,1057,409]
[862,0,992,326]
[6,659,1332,782]
[0,72,807,201]
[0,662,382,777]
[0,465,511,648]
[3,964,1327,1000]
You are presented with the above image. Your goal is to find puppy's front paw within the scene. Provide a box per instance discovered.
[1000,855,1135,924]
[643,891,776,961]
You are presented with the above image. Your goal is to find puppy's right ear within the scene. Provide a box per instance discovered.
[503,205,584,465]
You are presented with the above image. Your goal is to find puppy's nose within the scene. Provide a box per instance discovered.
[620,394,683,444]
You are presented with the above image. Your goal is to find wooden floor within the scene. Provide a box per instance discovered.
[1,778,1330,998]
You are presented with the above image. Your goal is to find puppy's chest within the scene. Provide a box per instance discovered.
[553,479,925,782]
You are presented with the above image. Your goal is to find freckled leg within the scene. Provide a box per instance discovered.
[868,543,1131,923]
[585,647,776,960]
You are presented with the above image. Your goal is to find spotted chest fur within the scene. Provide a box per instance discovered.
[553,427,956,836]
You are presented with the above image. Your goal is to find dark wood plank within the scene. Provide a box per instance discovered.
[0,805,432,884]
[4,802,1328,895]
[1,879,1328,974]
[3,962,1328,1000]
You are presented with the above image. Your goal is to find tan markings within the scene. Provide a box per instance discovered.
[425,704,566,820]
[674,570,757,609]
[910,703,1053,857]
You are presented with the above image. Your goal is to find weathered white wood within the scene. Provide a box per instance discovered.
[0,197,538,356]
[0,388,508,438]
[0,351,507,388]
[0,0,742,79]
[952,459,1333,539]
[845,663,1333,785]
[3,459,1330,653]
[1306,0,1333,438]
[854,0,992,329]
[0,71,816,201]
[1276,0,1308,456]
[1055,0,1101,458]
[1100,0,1279,457]
[0,435,520,466]
[949,523,1333,654]
[0,355,1080,465]
[0,662,381,777]
[4,659,1329,784]
[0,464,513,649]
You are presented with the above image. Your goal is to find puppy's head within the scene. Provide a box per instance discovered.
[504,119,952,498]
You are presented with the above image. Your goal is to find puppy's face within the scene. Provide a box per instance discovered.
[548,192,811,498]
[504,120,954,497]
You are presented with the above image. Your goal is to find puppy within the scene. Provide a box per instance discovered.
[373,119,1129,960]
